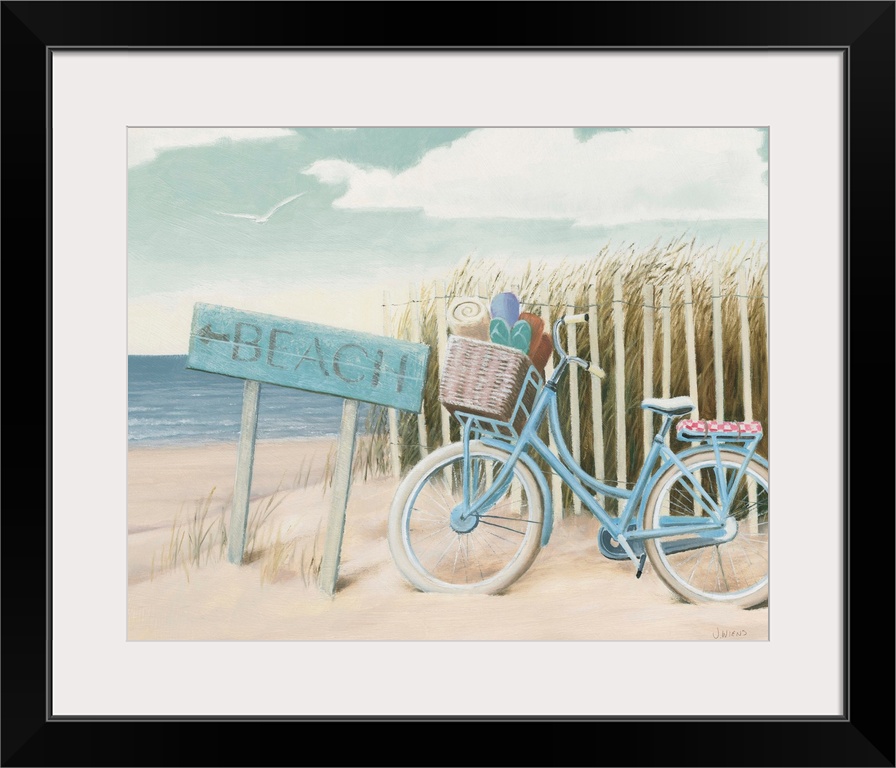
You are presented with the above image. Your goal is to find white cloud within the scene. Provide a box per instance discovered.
[128,127,294,168]
[303,128,768,226]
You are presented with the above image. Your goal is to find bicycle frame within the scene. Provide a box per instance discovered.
[456,324,765,566]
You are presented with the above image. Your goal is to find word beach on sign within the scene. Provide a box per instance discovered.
[187,303,429,413]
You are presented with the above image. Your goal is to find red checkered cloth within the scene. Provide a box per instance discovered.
[677,419,763,437]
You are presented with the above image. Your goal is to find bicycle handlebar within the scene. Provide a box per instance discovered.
[552,315,607,380]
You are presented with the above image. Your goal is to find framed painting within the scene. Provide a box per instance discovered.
[124,123,772,634]
[6,1,893,765]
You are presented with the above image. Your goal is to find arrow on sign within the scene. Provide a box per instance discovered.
[196,324,230,345]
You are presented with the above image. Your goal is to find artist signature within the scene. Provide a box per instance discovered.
[713,627,748,639]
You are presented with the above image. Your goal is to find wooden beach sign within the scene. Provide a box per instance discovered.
[186,302,430,595]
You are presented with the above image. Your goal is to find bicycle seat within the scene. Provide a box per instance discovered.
[640,396,695,416]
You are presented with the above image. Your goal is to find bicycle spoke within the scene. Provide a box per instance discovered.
[426,483,456,512]
[479,519,527,536]
[667,502,698,517]
[459,535,473,583]
[669,548,703,571]
[465,535,485,581]
[736,539,756,570]
[483,497,521,516]
[451,537,462,578]
[410,523,454,546]
[431,481,458,514]
[724,544,742,590]
[668,492,720,517]
[473,527,501,557]
[473,499,518,520]
[420,529,460,569]
[733,537,769,562]
[713,550,723,593]
[740,543,765,584]
[480,526,519,546]
[687,548,706,586]
[412,508,449,524]
[479,514,541,526]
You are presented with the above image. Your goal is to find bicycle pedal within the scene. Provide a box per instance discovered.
[636,553,647,579]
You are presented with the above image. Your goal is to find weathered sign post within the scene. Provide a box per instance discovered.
[186,302,429,595]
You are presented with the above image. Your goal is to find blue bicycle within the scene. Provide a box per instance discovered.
[388,314,769,608]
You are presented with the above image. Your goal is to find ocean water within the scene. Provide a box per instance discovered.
[128,355,372,447]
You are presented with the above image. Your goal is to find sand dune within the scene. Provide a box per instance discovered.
[128,438,768,641]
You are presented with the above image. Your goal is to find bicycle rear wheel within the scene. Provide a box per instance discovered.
[388,441,544,594]
[643,450,769,608]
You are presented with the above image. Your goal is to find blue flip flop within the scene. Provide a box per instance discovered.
[509,319,533,354]
[489,317,511,346]
[490,317,532,354]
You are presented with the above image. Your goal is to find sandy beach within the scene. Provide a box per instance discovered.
[127,438,769,641]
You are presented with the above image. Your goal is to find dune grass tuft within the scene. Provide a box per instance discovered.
[149,461,334,583]
[361,236,769,510]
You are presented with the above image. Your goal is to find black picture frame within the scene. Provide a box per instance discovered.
[5,2,893,766]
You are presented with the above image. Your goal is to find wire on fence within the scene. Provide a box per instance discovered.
[383,292,769,310]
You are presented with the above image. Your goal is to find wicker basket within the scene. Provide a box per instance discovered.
[439,335,540,435]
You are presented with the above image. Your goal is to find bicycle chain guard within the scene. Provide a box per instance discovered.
[597,524,642,560]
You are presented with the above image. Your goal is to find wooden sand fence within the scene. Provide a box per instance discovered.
[368,240,769,522]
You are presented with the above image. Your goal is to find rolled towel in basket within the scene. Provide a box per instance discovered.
[447,296,490,341]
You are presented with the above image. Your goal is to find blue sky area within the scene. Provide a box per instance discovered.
[128,127,768,353]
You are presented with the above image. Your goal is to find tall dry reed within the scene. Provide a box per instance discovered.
[365,235,769,514]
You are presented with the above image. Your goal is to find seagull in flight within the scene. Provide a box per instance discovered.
[216,192,306,224]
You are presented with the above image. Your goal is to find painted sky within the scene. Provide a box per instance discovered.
[128,127,768,354]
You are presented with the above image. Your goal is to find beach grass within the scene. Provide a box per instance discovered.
[361,236,769,506]
[148,453,336,583]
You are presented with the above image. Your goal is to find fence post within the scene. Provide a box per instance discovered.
[613,272,627,512]
[642,283,655,461]
[409,282,428,459]
[712,261,725,422]
[682,275,703,514]
[318,398,360,596]
[227,379,261,565]
[541,283,564,521]
[434,280,451,450]
[683,275,700,419]
[588,284,606,507]
[383,291,401,479]
[763,270,770,356]
[566,291,582,515]
[477,282,494,488]
[737,269,754,423]
[738,269,759,533]
[661,285,672,448]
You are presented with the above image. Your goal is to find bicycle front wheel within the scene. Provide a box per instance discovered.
[643,450,769,608]
[388,441,544,594]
